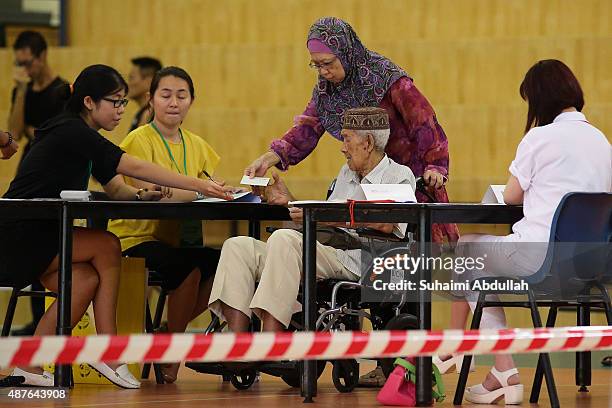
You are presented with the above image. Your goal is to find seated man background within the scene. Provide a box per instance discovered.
[208,107,416,332]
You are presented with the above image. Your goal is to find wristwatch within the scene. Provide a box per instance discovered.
[195,191,205,200]
[135,188,148,201]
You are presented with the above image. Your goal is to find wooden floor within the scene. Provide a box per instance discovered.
[2,361,612,407]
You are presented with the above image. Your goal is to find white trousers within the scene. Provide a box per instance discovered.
[208,229,357,328]
[455,234,541,329]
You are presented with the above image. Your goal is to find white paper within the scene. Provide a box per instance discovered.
[60,190,91,201]
[194,191,261,203]
[240,175,270,186]
[481,185,506,204]
[360,184,417,203]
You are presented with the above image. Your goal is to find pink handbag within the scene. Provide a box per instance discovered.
[377,358,445,406]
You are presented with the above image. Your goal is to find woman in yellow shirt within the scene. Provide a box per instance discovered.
[108,67,223,383]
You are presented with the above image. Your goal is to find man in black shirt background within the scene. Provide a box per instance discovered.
[7,31,68,336]
[8,31,68,166]
[127,56,162,132]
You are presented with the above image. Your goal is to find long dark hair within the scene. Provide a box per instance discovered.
[519,59,584,133]
[65,64,128,115]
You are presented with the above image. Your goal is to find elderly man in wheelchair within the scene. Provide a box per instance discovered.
[208,106,415,331]
[206,107,417,389]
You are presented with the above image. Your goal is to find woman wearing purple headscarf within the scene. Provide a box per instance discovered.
[246,17,459,245]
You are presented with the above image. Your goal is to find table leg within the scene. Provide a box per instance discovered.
[248,220,261,240]
[55,203,73,387]
[301,209,317,403]
[576,304,591,391]
[416,208,433,406]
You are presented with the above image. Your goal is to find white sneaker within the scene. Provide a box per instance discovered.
[432,355,475,374]
[89,362,141,389]
[11,368,54,387]
[465,367,523,405]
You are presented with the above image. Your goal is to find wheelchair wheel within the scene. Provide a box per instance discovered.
[332,359,359,393]
[230,369,257,390]
[380,313,419,378]
[281,361,326,388]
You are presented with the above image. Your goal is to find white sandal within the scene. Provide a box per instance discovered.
[465,367,523,405]
[432,354,475,374]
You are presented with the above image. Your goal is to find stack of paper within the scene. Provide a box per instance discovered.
[360,184,416,202]
[289,184,417,205]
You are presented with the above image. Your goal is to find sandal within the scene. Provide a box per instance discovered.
[160,363,180,383]
[357,366,386,388]
[433,354,476,374]
[465,367,523,405]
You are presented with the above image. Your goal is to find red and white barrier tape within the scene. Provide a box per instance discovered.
[1,326,611,368]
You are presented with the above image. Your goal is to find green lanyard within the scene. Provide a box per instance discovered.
[151,122,187,174]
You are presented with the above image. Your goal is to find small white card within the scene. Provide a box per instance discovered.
[240,175,271,187]
[360,184,417,203]
[481,185,506,204]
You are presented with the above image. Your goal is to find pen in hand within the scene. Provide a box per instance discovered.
[201,170,224,186]
[201,170,248,198]
[200,170,241,200]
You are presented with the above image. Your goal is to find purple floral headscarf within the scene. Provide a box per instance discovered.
[308,17,409,138]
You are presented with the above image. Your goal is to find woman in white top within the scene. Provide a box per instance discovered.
[435,60,611,405]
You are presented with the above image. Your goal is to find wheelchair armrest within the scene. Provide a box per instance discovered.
[415,176,436,202]
[355,227,406,242]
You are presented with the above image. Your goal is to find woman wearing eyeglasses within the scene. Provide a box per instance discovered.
[245,16,459,386]
[108,66,228,383]
[0,64,234,388]
[247,17,458,242]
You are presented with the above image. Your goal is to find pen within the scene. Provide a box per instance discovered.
[201,170,223,186]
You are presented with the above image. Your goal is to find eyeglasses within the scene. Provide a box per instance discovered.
[14,59,35,68]
[308,57,337,71]
[102,97,129,108]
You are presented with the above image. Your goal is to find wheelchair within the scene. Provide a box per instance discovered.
[187,176,431,391]
[186,224,420,393]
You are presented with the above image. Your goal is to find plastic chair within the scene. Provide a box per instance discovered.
[453,192,612,408]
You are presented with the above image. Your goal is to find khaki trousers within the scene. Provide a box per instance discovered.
[208,229,357,328]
